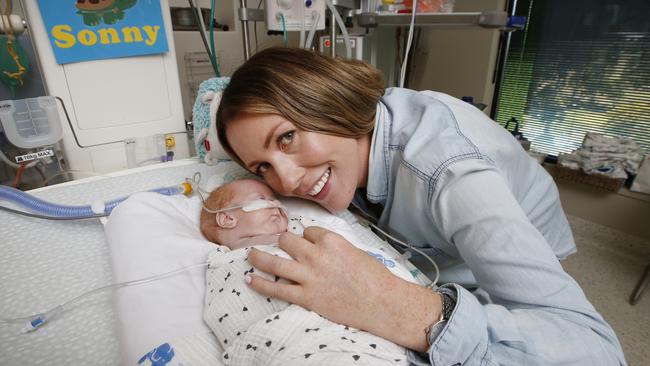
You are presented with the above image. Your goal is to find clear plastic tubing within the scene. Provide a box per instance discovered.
[324,0,352,59]
[0,184,186,218]
[304,11,321,49]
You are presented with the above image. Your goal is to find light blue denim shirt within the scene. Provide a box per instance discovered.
[354,88,626,365]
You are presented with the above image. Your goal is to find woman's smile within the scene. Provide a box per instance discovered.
[307,167,331,199]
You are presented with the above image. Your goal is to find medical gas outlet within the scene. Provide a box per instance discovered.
[265,0,325,32]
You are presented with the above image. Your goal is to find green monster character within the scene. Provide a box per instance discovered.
[75,0,138,26]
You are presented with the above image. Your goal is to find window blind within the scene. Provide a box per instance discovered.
[494,0,650,156]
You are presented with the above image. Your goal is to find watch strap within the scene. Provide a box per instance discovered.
[426,288,458,347]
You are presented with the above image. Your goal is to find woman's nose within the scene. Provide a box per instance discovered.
[273,159,304,194]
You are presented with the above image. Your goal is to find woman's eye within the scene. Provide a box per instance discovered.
[256,162,271,176]
[279,130,295,149]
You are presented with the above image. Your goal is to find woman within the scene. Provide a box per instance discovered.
[215,47,626,365]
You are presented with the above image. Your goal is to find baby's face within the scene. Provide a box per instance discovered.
[215,180,288,247]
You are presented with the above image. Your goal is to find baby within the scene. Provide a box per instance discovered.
[200,179,289,249]
[200,179,412,365]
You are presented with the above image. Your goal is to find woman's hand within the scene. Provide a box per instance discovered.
[246,226,443,352]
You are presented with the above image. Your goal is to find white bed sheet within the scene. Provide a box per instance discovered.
[0,159,227,365]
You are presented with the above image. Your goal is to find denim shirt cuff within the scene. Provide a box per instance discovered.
[408,284,488,365]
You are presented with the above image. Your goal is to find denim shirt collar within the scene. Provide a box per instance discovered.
[366,101,389,203]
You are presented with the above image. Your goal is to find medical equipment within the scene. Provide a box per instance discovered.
[0,179,192,219]
[304,11,320,49]
[319,34,372,62]
[0,95,66,188]
[181,1,221,75]
[202,197,286,214]
[0,13,24,34]
[0,96,62,149]
[350,201,439,288]
[324,0,351,59]
[399,0,417,88]
[20,0,191,175]
[265,0,325,32]
[188,169,287,215]
[359,217,439,288]
[0,262,210,334]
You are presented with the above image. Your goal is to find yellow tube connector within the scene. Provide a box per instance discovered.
[180,181,193,196]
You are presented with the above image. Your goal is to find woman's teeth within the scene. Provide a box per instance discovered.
[308,168,330,196]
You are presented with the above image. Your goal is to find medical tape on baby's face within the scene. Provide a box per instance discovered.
[202,198,286,214]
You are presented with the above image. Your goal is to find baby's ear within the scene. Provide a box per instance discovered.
[216,212,238,229]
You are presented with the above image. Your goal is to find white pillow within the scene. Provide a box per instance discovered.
[105,193,216,365]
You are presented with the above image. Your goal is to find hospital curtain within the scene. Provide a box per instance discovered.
[493,0,650,156]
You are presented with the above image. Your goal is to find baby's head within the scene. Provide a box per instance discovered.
[200,179,288,249]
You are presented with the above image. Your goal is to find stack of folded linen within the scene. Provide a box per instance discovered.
[558,133,644,179]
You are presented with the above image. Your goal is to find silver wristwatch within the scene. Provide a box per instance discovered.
[426,291,457,347]
[440,292,455,320]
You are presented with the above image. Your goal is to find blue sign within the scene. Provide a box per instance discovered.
[36,0,169,64]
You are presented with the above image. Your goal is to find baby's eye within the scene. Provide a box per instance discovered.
[256,162,271,176]
[279,131,295,150]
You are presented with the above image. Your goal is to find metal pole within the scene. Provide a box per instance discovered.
[490,0,517,118]
[330,8,336,57]
[240,0,251,60]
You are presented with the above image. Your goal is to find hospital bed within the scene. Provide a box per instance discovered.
[0,157,428,365]
[0,159,225,365]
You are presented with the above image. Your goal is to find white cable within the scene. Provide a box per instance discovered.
[299,1,306,48]
[191,0,211,54]
[368,222,439,287]
[399,0,418,88]
[0,262,209,332]
[0,14,25,35]
[324,0,352,59]
[304,11,320,49]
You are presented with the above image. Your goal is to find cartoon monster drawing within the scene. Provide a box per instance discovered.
[75,0,138,26]
[137,343,175,366]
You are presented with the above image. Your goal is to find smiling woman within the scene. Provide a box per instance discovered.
[216,48,384,212]
[214,47,627,365]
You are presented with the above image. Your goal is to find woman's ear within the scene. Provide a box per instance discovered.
[216,212,238,229]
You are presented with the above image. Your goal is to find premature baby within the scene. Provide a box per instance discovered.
[199,179,413,365]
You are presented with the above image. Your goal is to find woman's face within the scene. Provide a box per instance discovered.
[225,113,371,213]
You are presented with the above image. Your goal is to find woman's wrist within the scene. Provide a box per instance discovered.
[370,277,444,352]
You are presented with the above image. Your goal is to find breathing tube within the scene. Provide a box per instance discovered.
[0,262,208,333]
[0,182,193,220]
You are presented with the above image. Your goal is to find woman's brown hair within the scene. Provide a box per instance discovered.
[216,47,385,164]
